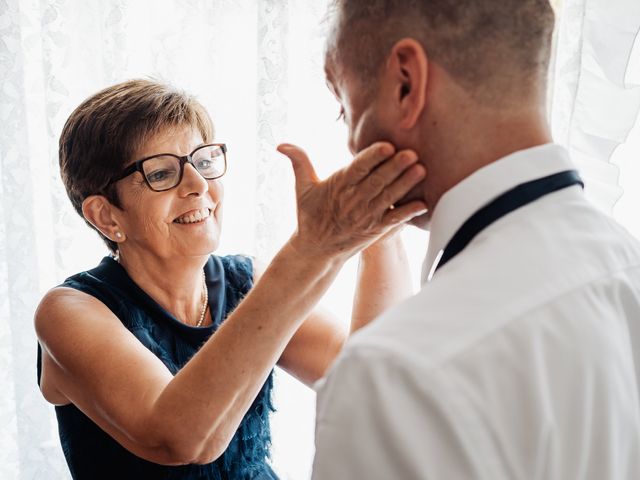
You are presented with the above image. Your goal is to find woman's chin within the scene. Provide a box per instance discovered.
[172,223,221,255]
[178,241,220,258]
[193,234,220,255]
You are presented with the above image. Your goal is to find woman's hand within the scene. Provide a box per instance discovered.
[277,142,427,261]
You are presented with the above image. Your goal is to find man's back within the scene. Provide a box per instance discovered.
[313,148,640,479]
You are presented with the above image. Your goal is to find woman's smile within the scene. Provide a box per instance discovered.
[173,207,213,225]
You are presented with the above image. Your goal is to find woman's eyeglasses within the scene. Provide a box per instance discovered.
[108,143,227,192]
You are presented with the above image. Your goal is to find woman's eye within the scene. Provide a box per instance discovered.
[147,170,173,182]
[196,159,212,169]
[336,107,345,123]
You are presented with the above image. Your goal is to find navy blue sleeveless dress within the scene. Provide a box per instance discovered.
[37,255,278,480]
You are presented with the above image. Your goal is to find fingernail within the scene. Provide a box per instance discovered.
[378,143,395,156]
[412,165,426,177]
[403,151,418,163]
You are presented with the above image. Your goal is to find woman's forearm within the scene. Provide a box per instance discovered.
[351,231,413,333]
[152,239,346,463]
[275,234,414,387]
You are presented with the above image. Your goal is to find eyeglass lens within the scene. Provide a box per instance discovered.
[141,145,226,191]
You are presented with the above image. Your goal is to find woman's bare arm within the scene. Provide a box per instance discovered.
[350,229,413,333]
[276,230,413,387]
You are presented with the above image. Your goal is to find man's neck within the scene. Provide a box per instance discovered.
[418,108,552,212]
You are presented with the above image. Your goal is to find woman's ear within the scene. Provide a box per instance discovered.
[388,38,429,130]
[82,195,126,243]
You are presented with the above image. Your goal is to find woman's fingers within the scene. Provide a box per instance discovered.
[369,163,426,213]
[344,142,397,185]
[382,200,429,227]
[356,149,421,201]
[277,143,320,196]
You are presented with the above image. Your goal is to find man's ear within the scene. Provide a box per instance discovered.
[388,38,428,130]
[82,195,125,243]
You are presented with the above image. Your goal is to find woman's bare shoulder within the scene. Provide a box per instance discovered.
[35,286,122,406]
[35,286,111,336]
[38,285,102,308]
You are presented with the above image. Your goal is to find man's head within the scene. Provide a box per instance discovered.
[327,1,555,102]
[324,0,555,212]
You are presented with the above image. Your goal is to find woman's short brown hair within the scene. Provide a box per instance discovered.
[59,79,215,253]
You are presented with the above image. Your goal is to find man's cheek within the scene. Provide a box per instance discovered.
[347,133,357,156]
[350,119,372,155]
[353,109,388,154]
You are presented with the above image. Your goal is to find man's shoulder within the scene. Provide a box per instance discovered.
[342,199,640,375]
[341,284,491,373]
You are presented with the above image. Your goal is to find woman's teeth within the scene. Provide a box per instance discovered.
[174,208,211,224]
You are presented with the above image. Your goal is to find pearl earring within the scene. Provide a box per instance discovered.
[115,232,122,239]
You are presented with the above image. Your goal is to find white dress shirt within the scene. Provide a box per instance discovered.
[312,144,640,480]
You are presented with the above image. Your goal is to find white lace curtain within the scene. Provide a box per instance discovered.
[0,1,639,479]
[552,0,640,216]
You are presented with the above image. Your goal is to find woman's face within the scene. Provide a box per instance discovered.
[113,125,224,260]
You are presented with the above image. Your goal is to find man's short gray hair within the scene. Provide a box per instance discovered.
[327,0,555,104]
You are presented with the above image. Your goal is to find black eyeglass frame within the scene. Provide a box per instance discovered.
[108,143,228,192]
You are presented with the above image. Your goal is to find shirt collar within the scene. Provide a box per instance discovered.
[421,143,576,284]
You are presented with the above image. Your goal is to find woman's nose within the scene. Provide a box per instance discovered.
[178,163,209,196]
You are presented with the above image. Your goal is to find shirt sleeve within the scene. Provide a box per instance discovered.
[312,345,492,480]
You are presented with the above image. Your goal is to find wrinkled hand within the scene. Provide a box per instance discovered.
[277,141,427,260]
